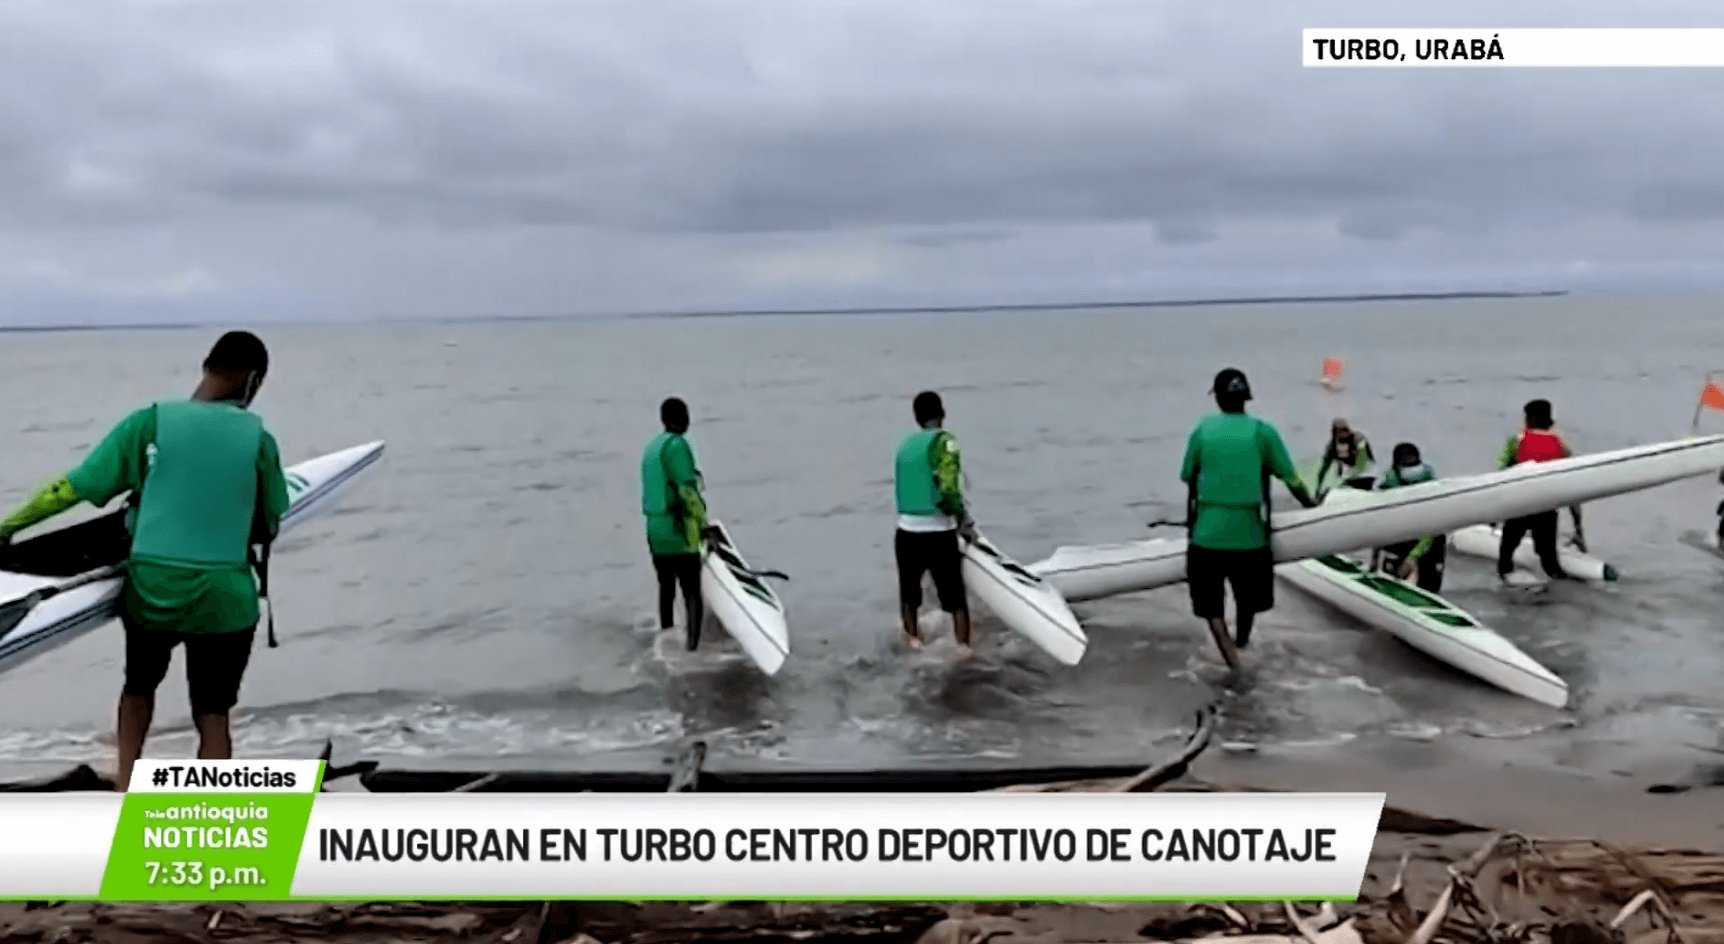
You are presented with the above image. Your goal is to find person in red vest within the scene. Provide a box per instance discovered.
[1493,398,1585,581]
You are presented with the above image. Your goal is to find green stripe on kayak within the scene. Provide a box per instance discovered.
[1311,555,1479,627]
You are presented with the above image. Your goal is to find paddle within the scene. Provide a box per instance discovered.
[0,564,124,638]
[700,526,788,581]
[1145,519,1185,530]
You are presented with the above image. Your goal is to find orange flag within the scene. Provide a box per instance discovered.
[1702,381,1724,413]
[1320,357,1344,388]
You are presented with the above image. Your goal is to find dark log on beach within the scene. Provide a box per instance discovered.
[0,764,114,792]
[356,762,1153,794]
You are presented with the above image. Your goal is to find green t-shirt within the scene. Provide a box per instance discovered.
[641,431,706,557]
[66,402,289,634]
[1179,411,1301,551]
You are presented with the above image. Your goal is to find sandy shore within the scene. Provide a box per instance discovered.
[1191,735,1724,849]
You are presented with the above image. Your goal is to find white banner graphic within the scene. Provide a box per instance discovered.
[126,759,325,793]
[1304,29,1724,67]
[0,791,1385,901]
[293,793,1382,900]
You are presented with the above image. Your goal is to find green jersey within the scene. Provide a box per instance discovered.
[894,427,965,526]
[641,431,707,556]
[64,400,288,634]
[1179,411,1303,551]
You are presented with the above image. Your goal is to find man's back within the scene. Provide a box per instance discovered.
[1181,411,1297,551]
[131,400,266,568]
[66,397,286,634]
[1184,412,1272,506]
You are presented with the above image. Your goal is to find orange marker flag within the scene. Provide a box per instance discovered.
[1702,381,1724,413]
[1320,357,1344,389]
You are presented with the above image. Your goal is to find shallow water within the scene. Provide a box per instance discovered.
[0,297,1720,779]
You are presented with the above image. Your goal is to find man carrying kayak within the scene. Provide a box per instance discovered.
[0,331,287,792]
[894,390,976,657]
[1180,368,1320,668]
[1495,398,1584,582]
[641,397,709,651]
[1315,417,1375,492]
[1374,442,1446,592]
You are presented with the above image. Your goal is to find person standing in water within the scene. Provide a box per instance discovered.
[0,331,288,793]
[1375,442,1446,592]
[1315,418,1376,492]
[641,397,709,650]
[1715,467,1724,552]
[1494,398,1584,582]
[1180,368,1320,668]
[893,390,976,656]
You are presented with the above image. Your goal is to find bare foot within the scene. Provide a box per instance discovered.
[901,631,923,649]
[956,645,976,660]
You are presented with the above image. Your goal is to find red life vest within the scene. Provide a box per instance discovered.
[1514,430,1566,465]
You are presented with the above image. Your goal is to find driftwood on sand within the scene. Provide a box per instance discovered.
[3,708,1720,944]
[990,704,1218,794]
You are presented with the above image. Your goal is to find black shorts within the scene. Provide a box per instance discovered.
[1186,544,1274,619]
[123,615,257,717]
[894,528,967,613]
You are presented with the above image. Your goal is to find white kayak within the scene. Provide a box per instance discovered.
[699,518,790,676]
[1279,554,1568,708]
[961,529,1087,665]
[1448,523,1617,582]
[1030,433,1724,602]
[0,440,386,676]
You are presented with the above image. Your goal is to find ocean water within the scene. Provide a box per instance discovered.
[0,297,1721,780]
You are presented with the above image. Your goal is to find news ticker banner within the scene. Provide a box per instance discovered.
[1305,28,1724,67]
[1,761,1385,902]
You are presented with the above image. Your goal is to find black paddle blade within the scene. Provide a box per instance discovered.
[0,589,49,639]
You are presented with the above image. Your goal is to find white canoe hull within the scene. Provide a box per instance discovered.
[1030,434,1724,602]
[0,440,387,676]
[1449,524,1617,582]
[961,530,1087,666]
[1278,555,1568,708]
[699,519,790,676]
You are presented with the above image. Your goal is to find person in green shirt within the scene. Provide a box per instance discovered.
[1179,368,1319,669]
[1374,442,1446,592]
[1315,417,1375,494]
[0,331,289,792]
[641,397,709,651]
[893,390,976,656]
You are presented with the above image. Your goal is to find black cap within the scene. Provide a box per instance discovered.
[1211,368,1251,400]
[1392,442,1421,466]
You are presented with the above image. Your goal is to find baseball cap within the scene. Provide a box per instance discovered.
[1211,367,1251,400]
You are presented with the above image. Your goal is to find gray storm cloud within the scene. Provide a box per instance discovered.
[1,0,1723,323]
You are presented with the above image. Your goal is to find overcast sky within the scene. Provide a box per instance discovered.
[5,0,1724,324]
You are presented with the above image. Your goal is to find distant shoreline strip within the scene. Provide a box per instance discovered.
[623,289,1569,321]
[0,289,1567,332]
